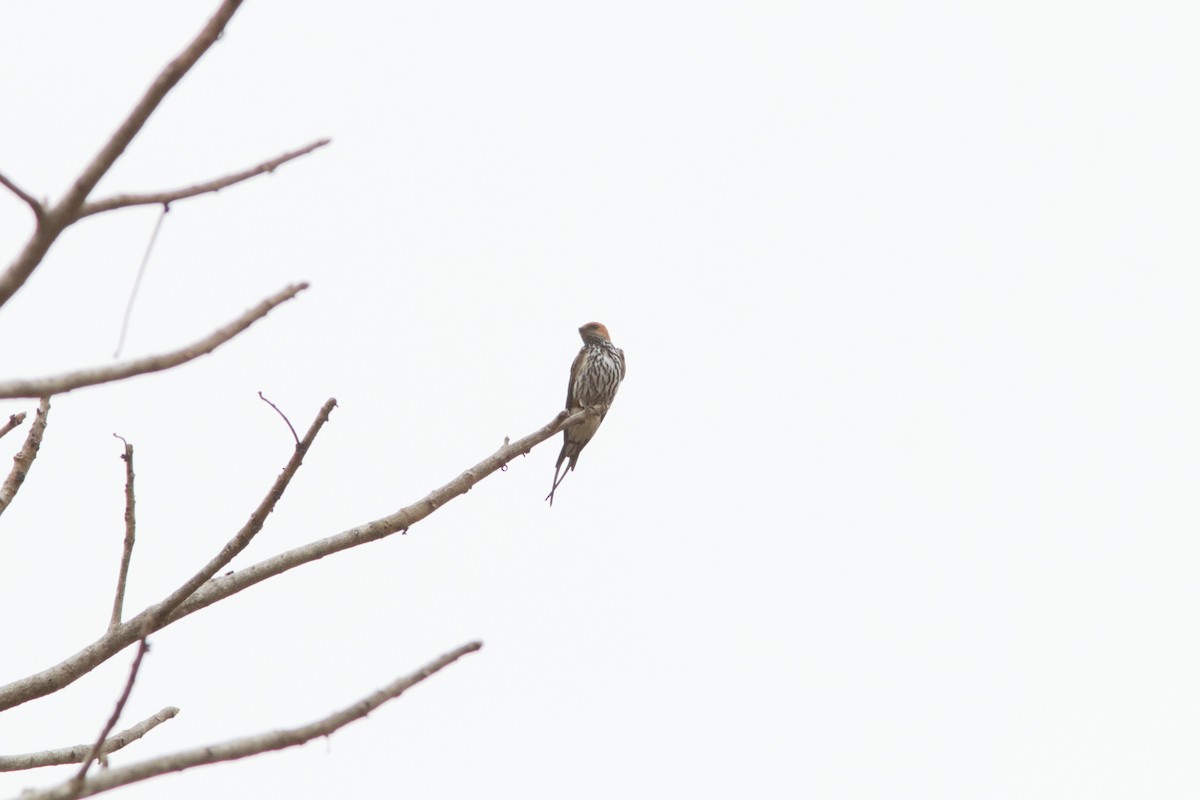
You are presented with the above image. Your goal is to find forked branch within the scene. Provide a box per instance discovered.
[0,0,248,310]
[56,0,245,215]
[169,407,597,621]
[147,397,337,628]
[0,406,590,712]
[21,643,482,800]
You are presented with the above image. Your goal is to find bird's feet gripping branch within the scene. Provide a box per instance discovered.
[546,322,626,506]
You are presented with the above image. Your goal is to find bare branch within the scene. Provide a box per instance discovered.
[0,0,246,310]
[72,640,150,786]
[147,397,337,629]
[109,436,137,629]
[0,707,178,772]
[80,139,332,218]
[0,397,50,518]
[0,282,309,399]
[0,226,56,314]
[258,391,300,445]
[0,171,44,218]
[169,408,596,620]
[0,406,587,712]
[0,412,26,441]
[21,643,481,800]
[58,0,244,215]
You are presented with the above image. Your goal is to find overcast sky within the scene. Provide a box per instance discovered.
[3,2,1200,798]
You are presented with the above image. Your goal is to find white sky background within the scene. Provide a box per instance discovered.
[2,1,1199,797]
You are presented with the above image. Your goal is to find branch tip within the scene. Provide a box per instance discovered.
[0,706,179,773]
[0,397,51,517]
[110,435,137,628]
[0,411,28,440]
[258,391,300,446]
[80,138,333,218]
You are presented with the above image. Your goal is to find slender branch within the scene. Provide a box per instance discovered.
[0,412,26,441]
[72,640,150,786]
[22,643,481,800]
[0,282,309,399]
[109,436,137,629]
[0,707,178,772]
[80,139,332,218]
[0,0,246,310]
[113,206,169,359]
[0,406,590,712]
[258,392,299,445]
[0,171,44,218]
[0,397,50,518]
[147,397,337,629]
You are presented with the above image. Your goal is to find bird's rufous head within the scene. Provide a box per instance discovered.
[578,322,611,344]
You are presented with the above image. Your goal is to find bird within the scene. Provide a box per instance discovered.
[546,322,626,506]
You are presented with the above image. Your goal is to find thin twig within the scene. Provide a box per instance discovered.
[0,171,44,217]
[23,643,481,800]
[258,392,299,446]
[113,207,169,358]
[0,707,178,772]
[0,406,590,712]
[0,0,247,311]
[80,139,332,218]
[110,435,137,629]
[0,397,50,518]
[0,283,309,399]
[0,411,26,441]
[72,639,150,787]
